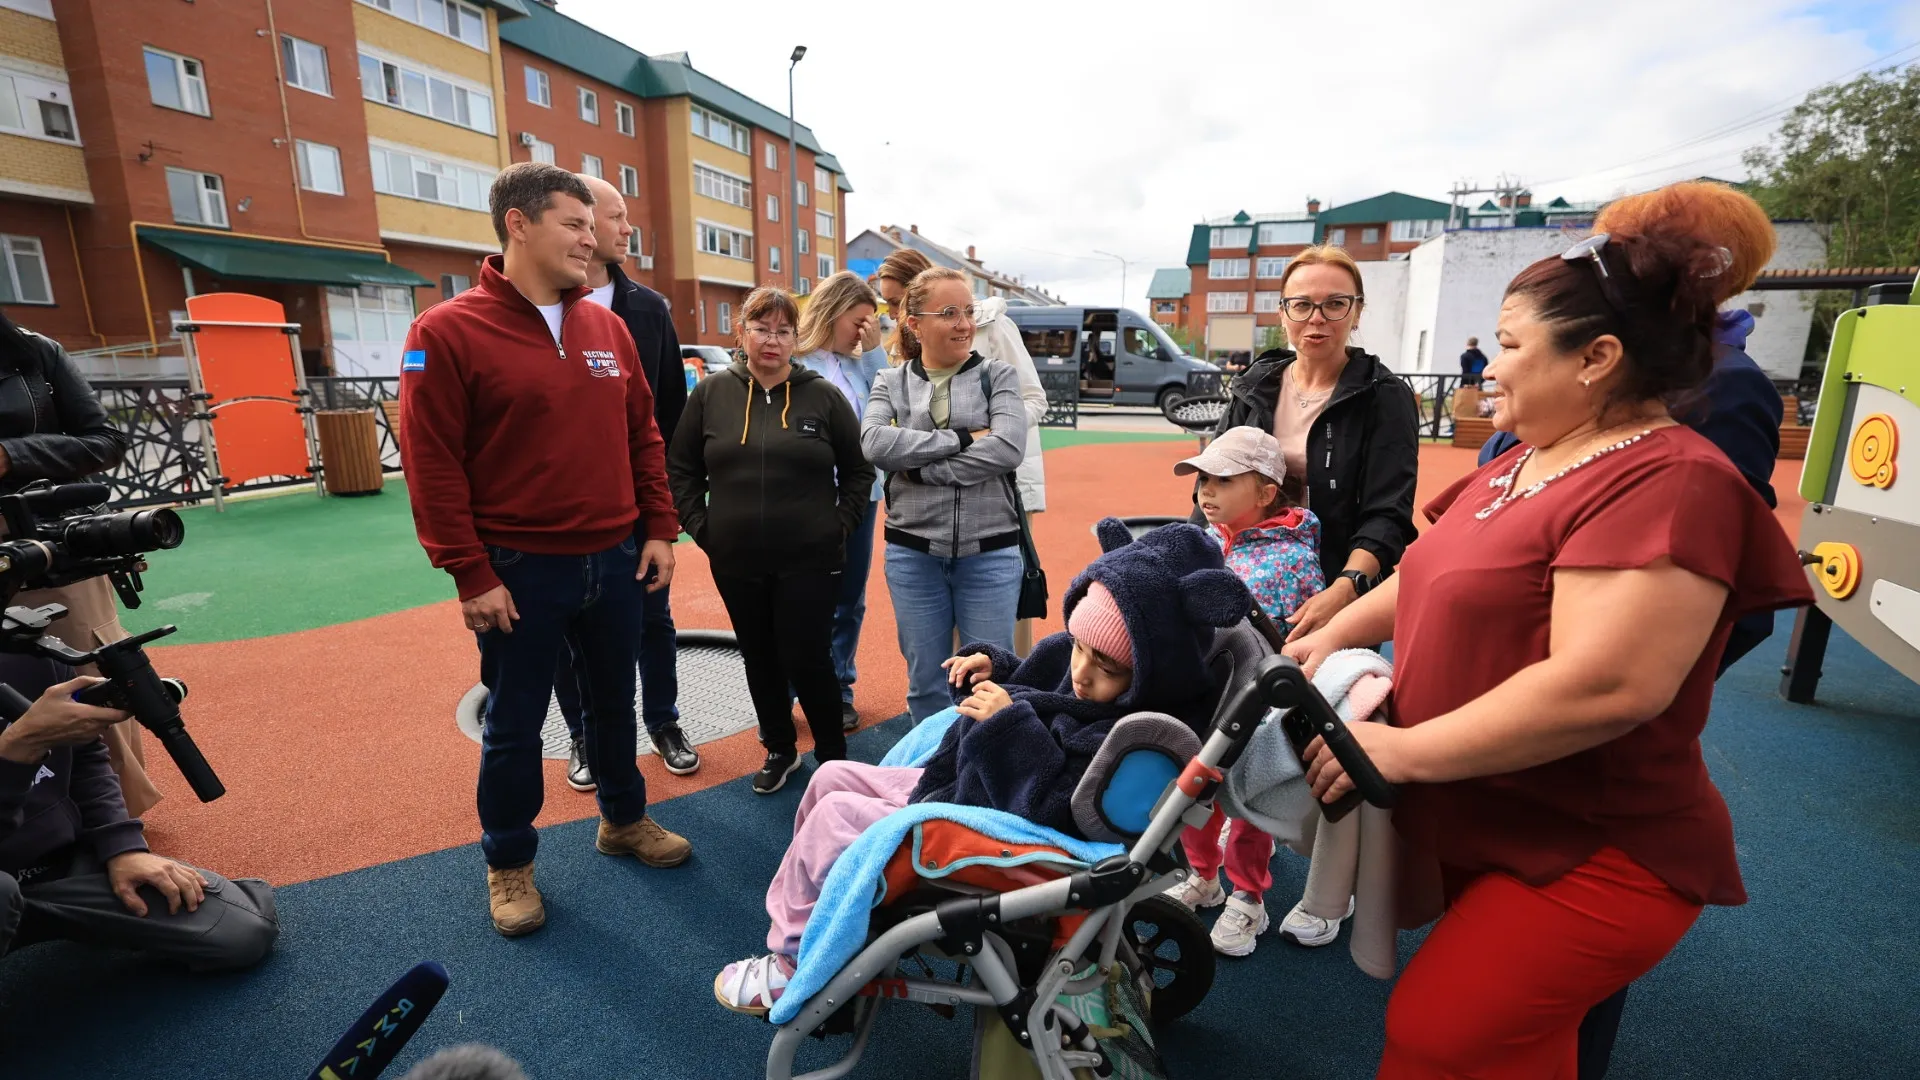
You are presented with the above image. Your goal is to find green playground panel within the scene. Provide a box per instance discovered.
[1801,303,1920,502]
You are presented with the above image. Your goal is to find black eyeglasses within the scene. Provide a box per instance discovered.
[1281,295,1358,323]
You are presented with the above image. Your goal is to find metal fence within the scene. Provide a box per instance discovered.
[1036,370,1080,428]
[88,376,402,508]
[1395,373,1465,441]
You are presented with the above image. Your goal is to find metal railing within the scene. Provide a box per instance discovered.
[1036,369,1079,429]
[1395,373,1465,441]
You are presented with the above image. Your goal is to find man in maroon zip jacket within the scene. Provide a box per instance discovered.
[399,163,690,937]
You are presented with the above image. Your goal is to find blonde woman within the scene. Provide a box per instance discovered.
[795,271,890,731]
[874,249,1050,653]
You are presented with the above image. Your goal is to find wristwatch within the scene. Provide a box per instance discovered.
[1338,570,1375,597]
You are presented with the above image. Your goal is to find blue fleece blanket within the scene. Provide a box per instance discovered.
[768,785,1124,1025]
[880,706,963,768]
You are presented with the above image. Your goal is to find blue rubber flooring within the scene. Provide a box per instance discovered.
[1,624,1915,1078]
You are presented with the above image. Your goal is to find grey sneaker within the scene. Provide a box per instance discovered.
[566,740,595,792]
[1210,891,1268,957]
[1162,873,1226,911]
[840,702,860,732]
[1278,896,1355,948]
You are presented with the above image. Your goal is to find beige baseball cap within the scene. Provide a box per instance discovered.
[1174,425,1285,484]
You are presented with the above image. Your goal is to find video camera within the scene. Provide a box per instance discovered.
[0,482,223,802]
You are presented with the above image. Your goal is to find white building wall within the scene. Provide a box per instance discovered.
[1729,221,1825,380]
[1355,259,1408,370]
[1398,236,1446,373]
[1431,229,1571,377]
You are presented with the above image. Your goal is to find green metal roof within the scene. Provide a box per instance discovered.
[137,227,431,288]
[496,3,848,181]
[1146,268,1190,299]
[1186,225,1210,265]
[1312,191,1451,226]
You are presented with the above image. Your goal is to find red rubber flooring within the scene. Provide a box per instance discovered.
[133,442,1809,886]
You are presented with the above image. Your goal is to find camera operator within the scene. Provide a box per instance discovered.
[0,652,277,970]
[0,312,158,816]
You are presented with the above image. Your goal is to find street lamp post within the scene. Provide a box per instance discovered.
[788,46,806,292]
[1093,249,1127,307]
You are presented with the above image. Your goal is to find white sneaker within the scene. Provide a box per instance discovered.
[1278,896,1356,948]
[1162,873,1226,911]
[1210,892,1268,957]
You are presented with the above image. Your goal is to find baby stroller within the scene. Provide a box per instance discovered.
[763,618,1397,1080]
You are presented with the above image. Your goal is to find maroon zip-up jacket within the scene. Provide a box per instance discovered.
[399,255,678,601]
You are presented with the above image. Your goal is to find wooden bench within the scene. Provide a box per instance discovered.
[1777,394,1808,460]
[1453,417,1496,451]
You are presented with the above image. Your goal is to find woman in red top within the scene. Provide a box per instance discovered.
[1286,181,1814,1079]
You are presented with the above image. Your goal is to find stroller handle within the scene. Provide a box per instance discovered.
[1211,655,1398,821]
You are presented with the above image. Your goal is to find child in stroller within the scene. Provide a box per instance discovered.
[714,519,1254,1016]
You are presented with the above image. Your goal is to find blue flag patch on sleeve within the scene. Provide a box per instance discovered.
[401,349,426,372]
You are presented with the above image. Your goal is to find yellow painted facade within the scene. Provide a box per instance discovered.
[364,106,500,167]
[660,99,694,271]
[682,104,764,285]
[373,193,495,248]
[351,3,498,88]
[0,8,64,68]
[0,133,90,200]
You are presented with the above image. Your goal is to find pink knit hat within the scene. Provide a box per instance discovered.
[1067,581,1133,669]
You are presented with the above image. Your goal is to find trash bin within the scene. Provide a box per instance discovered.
[315,408,384,495]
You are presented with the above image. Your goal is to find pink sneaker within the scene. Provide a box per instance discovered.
[713,953,797,1017]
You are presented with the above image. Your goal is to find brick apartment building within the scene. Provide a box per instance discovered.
[1159,192,1451,356]
[0,0,852,375]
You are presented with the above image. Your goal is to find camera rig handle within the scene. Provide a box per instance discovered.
[0,604,224,803]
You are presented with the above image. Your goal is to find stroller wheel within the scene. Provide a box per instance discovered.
[1120,894,1216,1023]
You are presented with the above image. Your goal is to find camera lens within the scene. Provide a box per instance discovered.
[56,507,184,558]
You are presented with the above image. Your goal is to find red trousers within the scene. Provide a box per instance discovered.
[1178,806,1275,894]
[1379,846,1702,1079]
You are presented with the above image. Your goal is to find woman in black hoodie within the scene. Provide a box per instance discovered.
[1197,245,1420,642]
[668,288,874,795]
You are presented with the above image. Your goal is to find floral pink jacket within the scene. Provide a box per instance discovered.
[1214,508,1323,624]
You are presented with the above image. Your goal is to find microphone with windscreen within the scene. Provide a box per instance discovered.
[308,962,450,1080]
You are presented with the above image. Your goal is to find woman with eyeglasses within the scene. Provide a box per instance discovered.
[1285,182,1811,1078]
[1197,246,1420,654]
[862,267,1029,722]
[874,248,1052,655]
[667,287,874,795]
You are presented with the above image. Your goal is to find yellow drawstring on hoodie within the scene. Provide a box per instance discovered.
[739,377,793,444]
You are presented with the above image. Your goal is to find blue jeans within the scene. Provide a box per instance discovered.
[476,540,646,868]
[557,578,678,741]
[884,543,1022,722]
[831,500,880,704]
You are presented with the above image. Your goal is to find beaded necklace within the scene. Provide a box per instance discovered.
[1476,427,1656,520]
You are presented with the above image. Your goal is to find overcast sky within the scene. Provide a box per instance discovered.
[566,0,1918,314]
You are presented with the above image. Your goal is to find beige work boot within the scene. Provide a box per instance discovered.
[596,815,692,867]
[486,863,546,937]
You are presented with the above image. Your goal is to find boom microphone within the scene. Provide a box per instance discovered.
[308,961,450,1080]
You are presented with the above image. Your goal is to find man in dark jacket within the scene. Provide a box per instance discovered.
[552,174,699,787]
[1194,345,1421,596]
[0,654,277,971]
[1458,337,1489,387]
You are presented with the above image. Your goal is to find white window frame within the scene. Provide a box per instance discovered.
[0,234,53,306]
[280,35,331,96]
[614,100,634,136]
[143,46,209,117]
[528,137,553,165]
[814,209,834,240]
[580,153,602,179]
[368,140,495,212]
[768,245,781,273]
[765,194,779,222]
[1255,221,1313,246]
[1253,292,1282,313]
[814,166,829,193]
[1206,292,1247,313]
[695,219,753,262]
[1329,228,1347,246]
[1361,227,1380,244]
[0,66,80,144]
[1209,258,1248,280]
[1209,226,1251,249]
[326,284,417,344]
[689,104,748,153]
[816,254,834,279]
[797,229,809,255]
[626,230,642,257]
[524,66,549,107]
[717,301,732,335]
[439,273,470,301]
[1390,219,1443,242]
[578,86,598,125]
[794,180,808,208]
[358,0,487,52]
[1256,256,1290,278]
[693,162,750,208]
[296,140,345,196]
[618,164,639,197]
[795,277,809,296]
[359,49,494,135]
[165,167,229,228]
[763,143,777,170]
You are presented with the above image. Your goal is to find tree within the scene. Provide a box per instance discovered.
[1162,325,1198,354]
[1743,64,1920,269]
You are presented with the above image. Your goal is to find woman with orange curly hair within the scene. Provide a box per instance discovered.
[1286,181,1812,1078]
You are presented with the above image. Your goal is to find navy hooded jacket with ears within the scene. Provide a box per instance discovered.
[909,519,1253,837]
